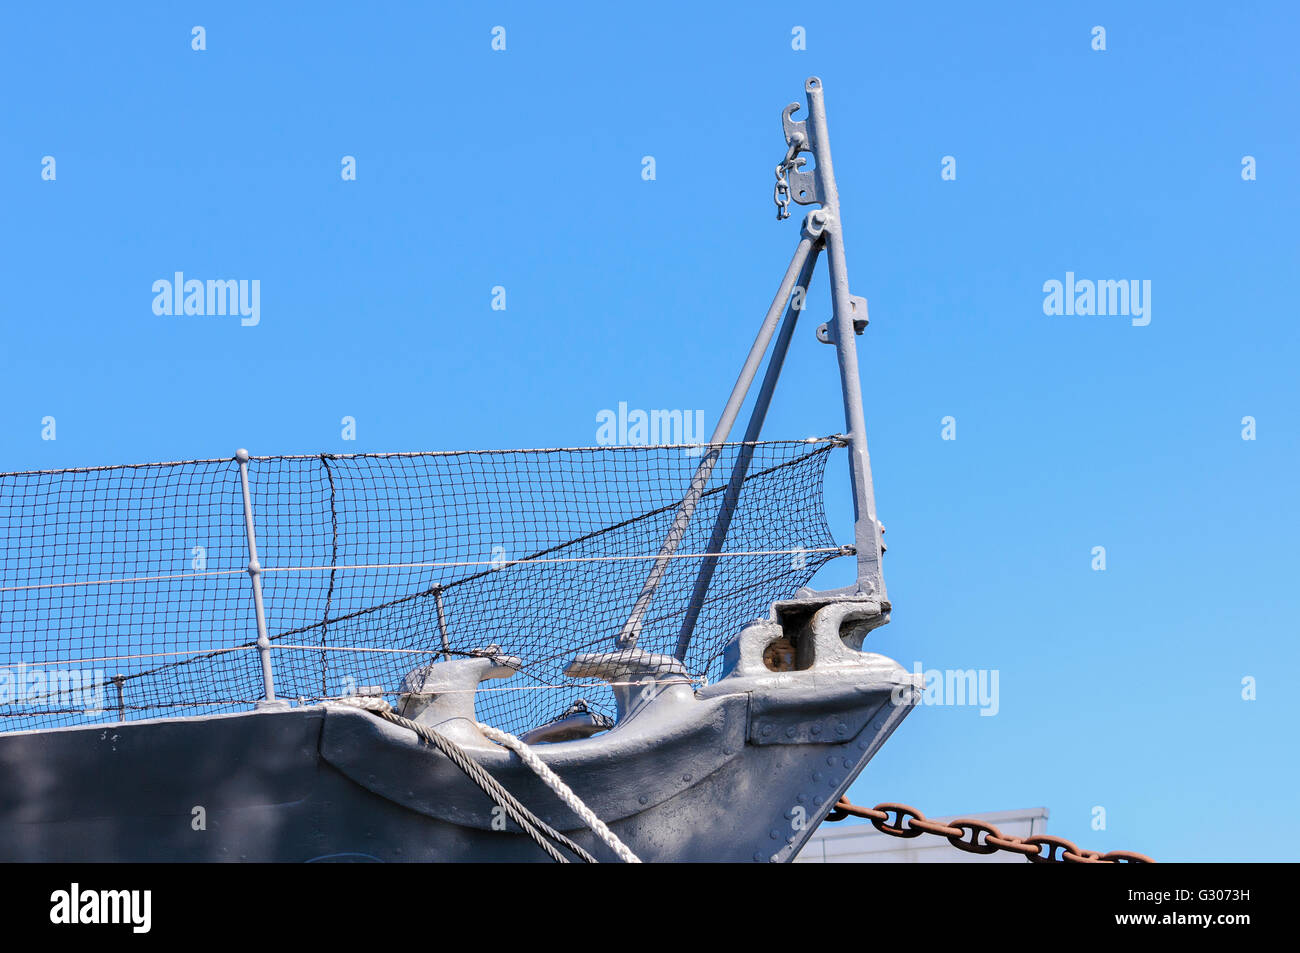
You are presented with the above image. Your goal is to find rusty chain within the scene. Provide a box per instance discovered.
[824,797,1154,863]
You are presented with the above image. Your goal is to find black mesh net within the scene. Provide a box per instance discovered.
[0,439,844,734]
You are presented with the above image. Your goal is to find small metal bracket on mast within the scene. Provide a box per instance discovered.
[816,295,867,343]
[775,102,824,212]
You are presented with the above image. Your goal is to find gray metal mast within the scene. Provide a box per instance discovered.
[618,77,888,660]
[789,77,887,603]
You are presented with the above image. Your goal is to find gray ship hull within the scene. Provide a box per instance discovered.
[0,601,914,863]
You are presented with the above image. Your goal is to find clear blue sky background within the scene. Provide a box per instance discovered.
[2,3,1296,861]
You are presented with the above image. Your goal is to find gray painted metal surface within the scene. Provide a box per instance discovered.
[0,77,913,862]
[0,595,916,862]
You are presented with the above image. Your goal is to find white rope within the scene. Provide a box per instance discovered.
[476,721,642,864]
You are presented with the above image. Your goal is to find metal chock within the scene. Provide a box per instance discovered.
[565,649,693,723]
[397,648,521,744]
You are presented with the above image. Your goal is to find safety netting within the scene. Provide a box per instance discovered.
[0,438,845,734]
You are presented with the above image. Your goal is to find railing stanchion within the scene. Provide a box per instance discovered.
[112,673,126,721]
[235,448,286,709]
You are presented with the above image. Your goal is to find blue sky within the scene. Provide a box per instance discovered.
[2,3,1297,860]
